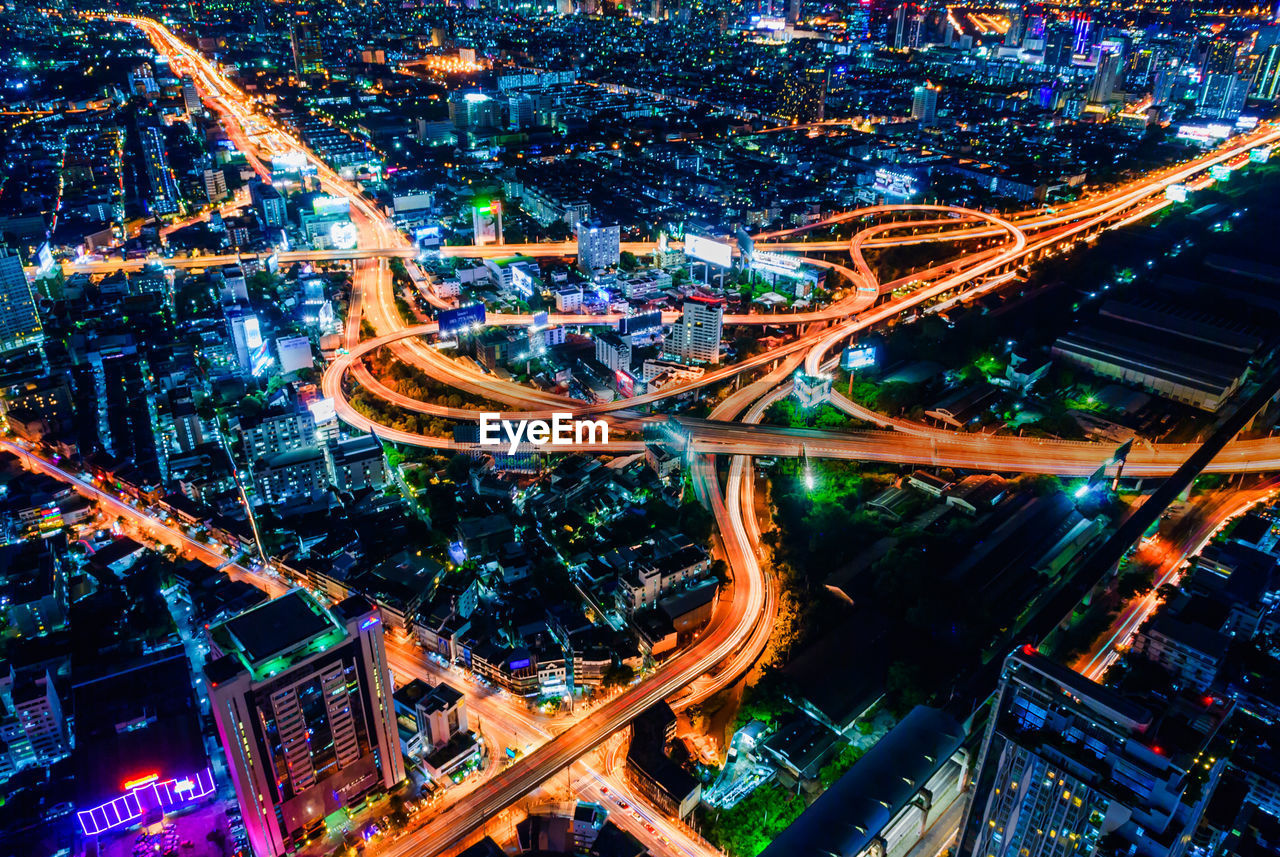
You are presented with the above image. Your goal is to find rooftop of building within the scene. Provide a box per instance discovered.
[759,706,965,857]
[207,589,348,683]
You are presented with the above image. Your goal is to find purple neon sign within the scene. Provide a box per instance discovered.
[77,767,216,836]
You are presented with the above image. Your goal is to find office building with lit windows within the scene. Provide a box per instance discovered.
[0,247,44,355]
[206,591,403,857]
[778,66,828,123]
[958,648,1227,857]
[291,24,324,75]
[662,297,724,365]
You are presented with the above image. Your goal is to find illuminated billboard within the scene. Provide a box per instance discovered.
[472,200,502,246]
[438,303,487,336]
[512,264,536,298]
[873,168,919,197]
[1164,184,1189,202]
[753,251,803,279]
[1209,164,1232,182]
[243,316,263,350]
[684,234,732,268]
[1251,144,1273,163]
[842,344,879,370]
[312,195,351,218]
[35,242,54,277]
[619,311,663,336]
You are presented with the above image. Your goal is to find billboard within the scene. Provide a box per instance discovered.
[35,242,54,277]
[842,344,879,371]
[685,234,732,268]
[619,311,662,336]
[873,168,919,197]
[438,303,487,336]
[532,311,549,329]
[753,250,802,279]
[736,227,755,264]
[1251,144,1273,163]
[312,195,351,218]
[1164,184,1189,202]
[415,224,442,246]
[1209,164,1232,182]
[615,370,636,398]
[472,200,502,246]
[512,264,536,297]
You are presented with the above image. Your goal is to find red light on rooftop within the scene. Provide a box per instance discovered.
[1021,643,1038,657]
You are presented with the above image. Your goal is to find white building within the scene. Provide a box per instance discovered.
[576,222,621,274]
[662,297,724,364]
[555,286,583,313]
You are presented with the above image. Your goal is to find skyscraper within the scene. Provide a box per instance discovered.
[576,221,621,274]
[1199,72,1248,120]
[663,297,724,364]
[291,24,324,75]
[1252,43,1280,100]
[206,591,404,857]
[0,247,44,355]
[911,82,939,125]
[181,76,202,115]
[958,648,1226,857]
[778,66,828,123]
[1088,51,1121,104]
[1204,37,1239,75]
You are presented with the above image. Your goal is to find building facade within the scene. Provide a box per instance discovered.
[206,592,403,857]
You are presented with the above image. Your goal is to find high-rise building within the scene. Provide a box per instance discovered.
[663,297,724,364]
[1043,22,1076,69]
[911,82,940,125]
[0,247,44,355]
[1004,2,1025,47]
[325,434,388,494]
[576,221,621,274]
[203,167,227,203]
[0,667,69,775]
[206,591,403,857]
[1252,43,1280,100]
[1204,37,1239,75]
[958,648,1227,857]
[181,76,202,115]
[785,0,801,26]
[509,92,535,129]
[1089,50,1122,104]
[139,124,181,215]
[251,180,288,228]
[291,24,324,75]
[1199,72,1248,120]
[778,66,828,123]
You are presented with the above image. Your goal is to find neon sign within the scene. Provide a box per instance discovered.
[359,616,381,631]
[79,767,216,836]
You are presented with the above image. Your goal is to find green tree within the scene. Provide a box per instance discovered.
[602,663,635,688]
[619,250,639,271]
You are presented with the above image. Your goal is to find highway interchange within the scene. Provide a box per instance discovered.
[78,14,1280,856]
